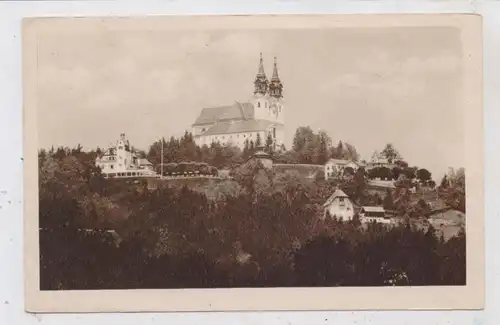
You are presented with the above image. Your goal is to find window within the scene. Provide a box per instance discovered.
[118,146,123,150]
[265,102,268,108]
[202,128,206,132]
[110,165,114,169]
[339,197,345,208]
[258,102,261,108]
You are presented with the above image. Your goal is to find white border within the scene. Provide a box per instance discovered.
[1,1,498,324]
[23,14,483,313]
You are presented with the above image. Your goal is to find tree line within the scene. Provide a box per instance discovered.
[38,147,466,289]
[145,126,361,170]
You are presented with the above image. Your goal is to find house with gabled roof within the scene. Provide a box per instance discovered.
[322,188,355,221]
[324,158,360,180]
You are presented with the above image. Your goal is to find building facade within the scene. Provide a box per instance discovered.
[359,206,391,224]
[95,133,157,178]
[322,189,355,221]
[192,54,285,149]
[324,158,360,180]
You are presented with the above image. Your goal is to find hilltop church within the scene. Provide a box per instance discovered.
[192,54,285,149]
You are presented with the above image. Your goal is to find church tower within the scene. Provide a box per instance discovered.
[251,54,285,149]
[268,56,283,99]
[254,53,268,96]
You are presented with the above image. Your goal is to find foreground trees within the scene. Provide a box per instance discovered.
[39,147,466,290]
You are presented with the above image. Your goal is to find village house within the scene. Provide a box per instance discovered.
[359,206,391,224]
[322,189,355,221]
[192,54,285,150]
[426,207,465,227]
[324,158,359,180]
[95,133,157,179]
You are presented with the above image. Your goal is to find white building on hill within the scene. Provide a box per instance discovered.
[95,133,157,179]
[324,158,360,180]
[323,188,355,221]
[192,54,285,149]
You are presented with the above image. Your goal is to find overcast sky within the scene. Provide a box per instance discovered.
[36,24,464,180]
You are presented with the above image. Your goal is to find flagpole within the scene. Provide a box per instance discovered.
[160,137,164,179]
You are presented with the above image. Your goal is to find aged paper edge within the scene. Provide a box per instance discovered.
[23,14,484,313]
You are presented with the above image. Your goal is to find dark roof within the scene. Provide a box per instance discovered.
[138,158,153,166]
[361,206,385,213]
[251,150,272,160]
[193,101,255,126]
[325,158,358,166]
[196,119,276,136]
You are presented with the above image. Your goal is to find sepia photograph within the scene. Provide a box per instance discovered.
[23,14,484,312]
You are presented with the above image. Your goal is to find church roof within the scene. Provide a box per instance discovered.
[197,119,276,137]
[193,101,255,126]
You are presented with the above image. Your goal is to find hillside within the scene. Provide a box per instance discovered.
[147,177,241,201]
[273,163,323,179]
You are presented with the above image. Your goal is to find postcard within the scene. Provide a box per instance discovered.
[23,14,484,312]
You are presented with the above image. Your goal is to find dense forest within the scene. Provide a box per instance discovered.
[38,128,466,289]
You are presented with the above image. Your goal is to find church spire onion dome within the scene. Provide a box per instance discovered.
[269,56,283,99]
[254,53,269,96]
